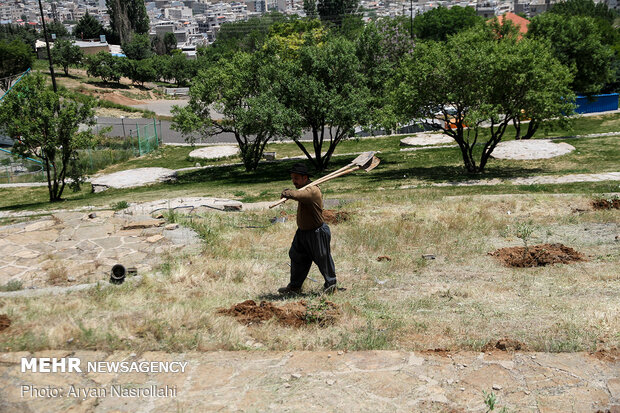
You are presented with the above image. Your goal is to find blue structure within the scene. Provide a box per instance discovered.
[575,93,619,114]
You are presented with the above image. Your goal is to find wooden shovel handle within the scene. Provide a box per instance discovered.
[269,165,359,209]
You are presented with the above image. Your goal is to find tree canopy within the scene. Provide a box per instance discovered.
[172,51,300,171]
[51,39,84,76]
[527,13,614,94]
[106,0,150,44]
[389,29,574,173]
[122,33,153,60]
[412,6,483,41]
[73,12,105,40]
[0,39,34,91]
[277,35,371,170]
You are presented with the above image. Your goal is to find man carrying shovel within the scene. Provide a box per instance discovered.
[278,162,338,295]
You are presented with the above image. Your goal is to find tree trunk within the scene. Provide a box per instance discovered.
[521,120,538,140]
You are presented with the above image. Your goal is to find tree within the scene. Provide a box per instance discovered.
[317,0,359,27]
[303,0,318,18]
[106,0,150,44]
[172,52,300,171]
[389,29,574,173]
[46,22,70,39]
[356,18,415,126]
[164,32,177,54]
[85,52,126,83]
[166,51,196,87]
[151,32,178,55]
[51,39,84,76]
[412,6,482,41]
[0,24,38,48]
[73,12,104,40]
[528,14,614,94]
[0,74,95,202]
[0,39,34,91]
[213,12,288,57]
[279,36,371,171]
[550,0,616,22]
[121,33,152,60]
[125,58,157,86]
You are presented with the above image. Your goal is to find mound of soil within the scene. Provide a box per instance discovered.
[0,314,11,331]
[593,348,620,362]
[217,299,339,328]
[490,243,586,267]
[483,338,528,352]
[322,210,351,224]
[592,198,620,210]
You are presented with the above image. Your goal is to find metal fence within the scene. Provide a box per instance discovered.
[0,120,161,184]
[0,148,46,184]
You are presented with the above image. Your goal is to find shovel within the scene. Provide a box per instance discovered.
[269,151,380,209]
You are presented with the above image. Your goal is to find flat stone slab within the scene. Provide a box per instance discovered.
[188,145,239,160]
[0,350,618,412]
[491,139,575,160]
[90,168,177,193]
[124,197,243,216]
[400,133,453,146]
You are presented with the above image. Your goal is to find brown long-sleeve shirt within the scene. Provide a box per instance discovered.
[281,185,324,230]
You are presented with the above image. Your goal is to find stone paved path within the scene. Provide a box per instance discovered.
[0,211,199,288]
[0,350,618,412]
[401,172,620,189]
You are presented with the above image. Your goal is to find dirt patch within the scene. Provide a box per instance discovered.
[592,348,620,362]
[490,243,586,267]
[421,348,451,357]
[322,210,351,225]
[483,338,528,352]
[0,314,11,331]
[217,299,339,328]
[592,198,620,210]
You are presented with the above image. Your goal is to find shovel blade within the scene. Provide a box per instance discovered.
[351,151,376,167]
[362,156,380,172]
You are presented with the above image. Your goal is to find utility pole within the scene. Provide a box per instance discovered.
[38,0,57,93]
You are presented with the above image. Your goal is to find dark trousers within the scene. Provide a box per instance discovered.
[289,223,336,288]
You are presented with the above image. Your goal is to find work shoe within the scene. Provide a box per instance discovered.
[323,281,337,295]
[278,284,302,295]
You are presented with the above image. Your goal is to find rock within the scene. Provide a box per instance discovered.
[146,235,165,243]
[337,351,344,356]
[492,384,502,391]
[195,162,201,167]
[326,379,335,386]
[422,254,436,260]
[66,338,74,343]
[189,146,239,160]
[284,383,291,388]
[67,277,76,282]
[291,373,302,379]
[88,212,97,219]
[153,213,164,219]
[165,223,179,230]
[122,219,165,230]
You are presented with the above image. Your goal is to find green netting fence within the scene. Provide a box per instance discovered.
[0,119,160,184]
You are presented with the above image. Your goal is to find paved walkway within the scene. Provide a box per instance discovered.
[400,172,620,189]
[0,211,200,288]
[0,350,618,412]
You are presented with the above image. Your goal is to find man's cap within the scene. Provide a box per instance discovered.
[289,162,312,176]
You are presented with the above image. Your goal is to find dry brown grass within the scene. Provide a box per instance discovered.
[0,192,618,353]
